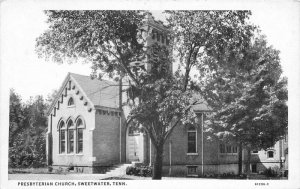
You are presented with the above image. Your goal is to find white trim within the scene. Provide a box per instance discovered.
[70,75,95,110]
[187,153,198,156]
[47,73,71,115]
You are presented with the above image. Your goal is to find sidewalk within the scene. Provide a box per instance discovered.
[8,174,209,180]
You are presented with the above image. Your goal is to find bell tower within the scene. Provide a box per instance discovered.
[129,13,172,74]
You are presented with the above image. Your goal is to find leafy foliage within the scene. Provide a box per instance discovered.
[126,165,152,177]
[35,10,286,179]
[128,44,197,149]
[36,10,146,83]
[263,166,281,177]
[166,10,255,90]
[199,35,287,151]
[9,90,48,168]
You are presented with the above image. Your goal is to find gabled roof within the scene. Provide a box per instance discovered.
[47,72,119,116]
[70,73,119,108]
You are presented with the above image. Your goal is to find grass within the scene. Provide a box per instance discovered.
[8,167,51,174]
[101,177,134,180]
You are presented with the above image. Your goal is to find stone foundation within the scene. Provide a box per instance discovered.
[50,165,114,174]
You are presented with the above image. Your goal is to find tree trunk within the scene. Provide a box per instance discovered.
[245,147,251,179]
[152,144,164,180]
[238,143,243,175]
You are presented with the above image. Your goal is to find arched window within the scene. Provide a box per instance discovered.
[59,121,66,154]
[76,118,85,153]
[187,125,197,153]
[67,119,75,153]
[68,97,74,106]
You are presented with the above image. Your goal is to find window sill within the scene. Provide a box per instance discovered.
[58,153,83,156]
[187,153,198,156]
[187,174,198,177]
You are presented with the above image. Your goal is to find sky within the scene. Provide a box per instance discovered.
[1,1,299,101]
[1,1,300,187]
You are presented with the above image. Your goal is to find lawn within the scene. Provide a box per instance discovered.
[8,167,51,174]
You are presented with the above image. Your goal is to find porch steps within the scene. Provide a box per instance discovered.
[103,164,132,177]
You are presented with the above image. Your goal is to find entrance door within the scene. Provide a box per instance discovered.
[126,127,144,163]
[251,164,257,173]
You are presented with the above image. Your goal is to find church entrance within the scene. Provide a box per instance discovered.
[126,126,144,163]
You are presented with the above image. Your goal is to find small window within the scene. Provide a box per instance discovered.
[157,33,160,42]
[226,145,232,153]
[152,31,156,40]
[68,97,74,106]
[220,144,226,153]
[187,166,198,176]
[219,144,237,154]
[252,150,258,154]
[232,146,237,153]
[267,151,274,158]
[187,126,197,153]
[251,164,257,173]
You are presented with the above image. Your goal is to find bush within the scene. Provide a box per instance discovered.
[126,165,152,177]
[220,172,235,178]
[263,166,280,177]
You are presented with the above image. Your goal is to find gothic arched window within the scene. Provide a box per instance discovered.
[76,118,85,153]
[68,97,74,106]
[59,121,66,153]
[67,119,75,153]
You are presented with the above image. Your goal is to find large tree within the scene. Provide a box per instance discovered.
[198,34,288,175]
[9,90,48,168]
[9,89,26,148]
[36,10,255,179]
[127,43,198,179]
[36,10,146,83]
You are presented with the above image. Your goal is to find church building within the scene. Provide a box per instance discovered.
[46,14,288,176]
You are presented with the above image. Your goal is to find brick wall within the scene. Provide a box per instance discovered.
[93,109,124,166]
[49,80,95,167]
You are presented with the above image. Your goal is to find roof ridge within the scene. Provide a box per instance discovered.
[69,72,118,85]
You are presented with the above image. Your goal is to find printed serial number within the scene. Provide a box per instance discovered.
[255,183,269,186]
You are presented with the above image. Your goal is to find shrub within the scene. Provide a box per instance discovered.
[126,165,152,177]
[139,166,152,177]
[263,166,280,177]
[126,166,136,175]
[48,166,53,173]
